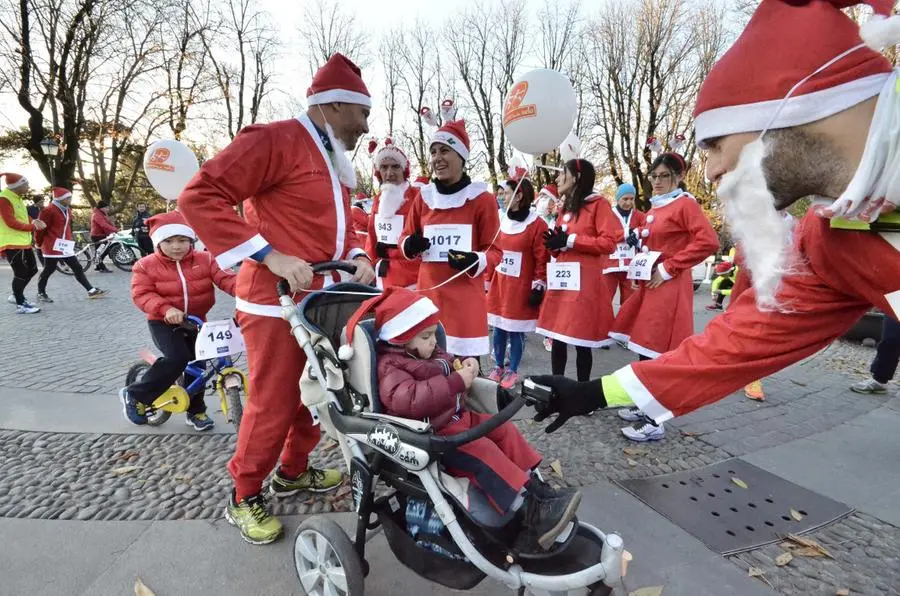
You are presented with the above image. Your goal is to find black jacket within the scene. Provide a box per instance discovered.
[132,211,151,237]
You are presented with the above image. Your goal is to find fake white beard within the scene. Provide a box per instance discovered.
[323,119,357,189]
[719,138,795,311]
[378,181,408,217]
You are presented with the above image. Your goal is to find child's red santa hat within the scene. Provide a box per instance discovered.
[369,137,411,183]
[1,172,28,191]
[430,120,470,161]
[538,184,559,200]
[339,287,440,360]
[693,0,895,147]
[148,210,196,247]
[51,187,72,201]
[307,53,371,108]
[411,175,430,188]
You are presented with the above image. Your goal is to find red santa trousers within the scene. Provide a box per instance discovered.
[438,411,541,513]
[604,271,637,305]
[229,312,321,501]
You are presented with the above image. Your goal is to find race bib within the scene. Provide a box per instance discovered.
[375,215,403,244]
[496,250,522,278]
[547,262,581,291]
[611,243,636,260]
[422,224,473,262]
[53,238,75,257]
[195,319,246,360]
[627,251,662,281]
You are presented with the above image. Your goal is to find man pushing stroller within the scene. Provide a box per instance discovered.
[344,287,582,552]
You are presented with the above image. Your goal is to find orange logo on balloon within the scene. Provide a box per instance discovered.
[146,147,175,172]
[503,81,536,127]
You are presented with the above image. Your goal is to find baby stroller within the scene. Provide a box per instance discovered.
[278,262,626,596]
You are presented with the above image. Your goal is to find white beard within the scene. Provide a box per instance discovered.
[378,182,408,217]
[719,138,795,311]
[324,120,357,189]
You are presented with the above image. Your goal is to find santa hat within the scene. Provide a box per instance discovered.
[339,287,440,359]
[538,184,559,200]
[147,211,196,247]
[306,53,371,108]
[1,173,28,191]
[693,0,894,146]
[354,192,368,201]
[370,138,410,183]
[51,187,72,201]
[431,120,470,161]
[411,175,430,188]
[715,261,735,276]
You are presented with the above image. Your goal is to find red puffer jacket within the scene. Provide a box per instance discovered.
[377,344,467,430]
[131,247,236,320]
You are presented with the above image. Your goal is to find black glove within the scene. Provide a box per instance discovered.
[375,242,391,259]
[529,375,607,433]
[376,259,390,278]
[496,385,516,410]
[626,229,640,248]
[543,227,569,251]
[402,229,431,258]
[527,287,545,307]
[447,249,479,272]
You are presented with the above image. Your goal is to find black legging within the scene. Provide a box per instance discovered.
[5,248,38,304]
[38,257,93,293]
[136,234,153,257]
[550,340,593,381]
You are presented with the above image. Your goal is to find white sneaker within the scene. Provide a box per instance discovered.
[617,406,643,422]
[850,378,888,394]
[7,294,15,304]
[621,417,665,442]
[15,303,40,314]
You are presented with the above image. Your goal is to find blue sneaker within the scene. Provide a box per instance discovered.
[119,388,147,425]
[186,412,215,431]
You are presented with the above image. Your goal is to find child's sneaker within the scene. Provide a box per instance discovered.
[186,412,215,431]
[487,366,505,382]
[500,370,519,389]
[119,388,147,425]
[705,303,723,311]
[268,466,343,498]
[225,491,283,545]
[522,486,582,550]
[37,292,53,303]
[87,288,106,299]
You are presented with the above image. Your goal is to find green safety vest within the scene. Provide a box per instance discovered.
[830,211,900,233]
[0,188,32,249]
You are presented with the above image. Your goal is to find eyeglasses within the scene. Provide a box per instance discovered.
[648,172,672,182]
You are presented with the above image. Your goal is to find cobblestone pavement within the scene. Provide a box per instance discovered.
[3,265,899,595]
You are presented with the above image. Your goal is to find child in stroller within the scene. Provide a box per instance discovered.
[345,286,582,552]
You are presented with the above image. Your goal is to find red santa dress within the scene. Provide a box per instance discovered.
[487,211,549,332]
[536,194,619,347]
[366,182,420,289]
[610,192,720,358]
[399,182,501,356]
[602,206,647,305]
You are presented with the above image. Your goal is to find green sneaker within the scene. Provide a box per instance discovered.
[224,492,283,545]
[269,466,343,498]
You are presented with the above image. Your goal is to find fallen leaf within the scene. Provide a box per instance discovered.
[790,508,804,521]
[628,587,664,596]
[627,458,639,467]
[111,450,140,463]
[785,534,833,558]
[790,379,808,387]
[173,474,192,483]
[836,589,850,596]
[731,477,749,489]
[681,431,701,437]
[623,447,649,457]
[158,463,171,470]
[775,552,793,567]
[748,567,764,578]
[794,547,825,558]
[135,578,155,596]
[112,465,138,476]
[779,541,799,550]
[549,459,564,478]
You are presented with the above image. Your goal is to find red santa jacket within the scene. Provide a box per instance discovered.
[90,208,118,237]
[366,183,421,288]
[35,202,73,258]
[351,205,369,239]
[177,114,366,317]
[376,343,467,431]
[131,248,236,321]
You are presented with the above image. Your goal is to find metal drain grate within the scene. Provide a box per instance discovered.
[616,459,853,554]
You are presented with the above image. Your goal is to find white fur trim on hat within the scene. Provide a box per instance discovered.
[6,177,27,190]
[151,223,196,246]
[431,130,469,160]
[307,89,372,108]
[379,297,439,342]
[375,145,409,169]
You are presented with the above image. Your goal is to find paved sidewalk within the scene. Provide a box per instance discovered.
[1,266,898,595]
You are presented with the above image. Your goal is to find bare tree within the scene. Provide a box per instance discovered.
[298,0,369,77]
[379,29,403,136]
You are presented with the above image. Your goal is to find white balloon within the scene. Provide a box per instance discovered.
[143,139,200,202]
[503,69,577,156]
[559,132,581,162]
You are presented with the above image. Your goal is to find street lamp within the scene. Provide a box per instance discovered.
[39,137,59,188]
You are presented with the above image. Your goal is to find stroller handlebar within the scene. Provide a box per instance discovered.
[276,261,359,297]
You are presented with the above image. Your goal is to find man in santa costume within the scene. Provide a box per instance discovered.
[366,138,420,289]
[178,53,375,545]
[529,0,900,433]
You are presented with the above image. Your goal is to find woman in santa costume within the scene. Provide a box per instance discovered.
[611,152,718,440]
[366,138,420,289]
[486,176,549,388]
[602,183,647,306]
[536,159,618,381]
[399,119,501,359]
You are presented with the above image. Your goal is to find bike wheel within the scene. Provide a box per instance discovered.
[225,386,244,434]
[56,260,74,275]
[293,517,365,596]
[125,361,170,426]
[111,244,139,272]
[78,245,93,272]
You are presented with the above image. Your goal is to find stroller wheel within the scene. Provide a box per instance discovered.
[293,516,365,596]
